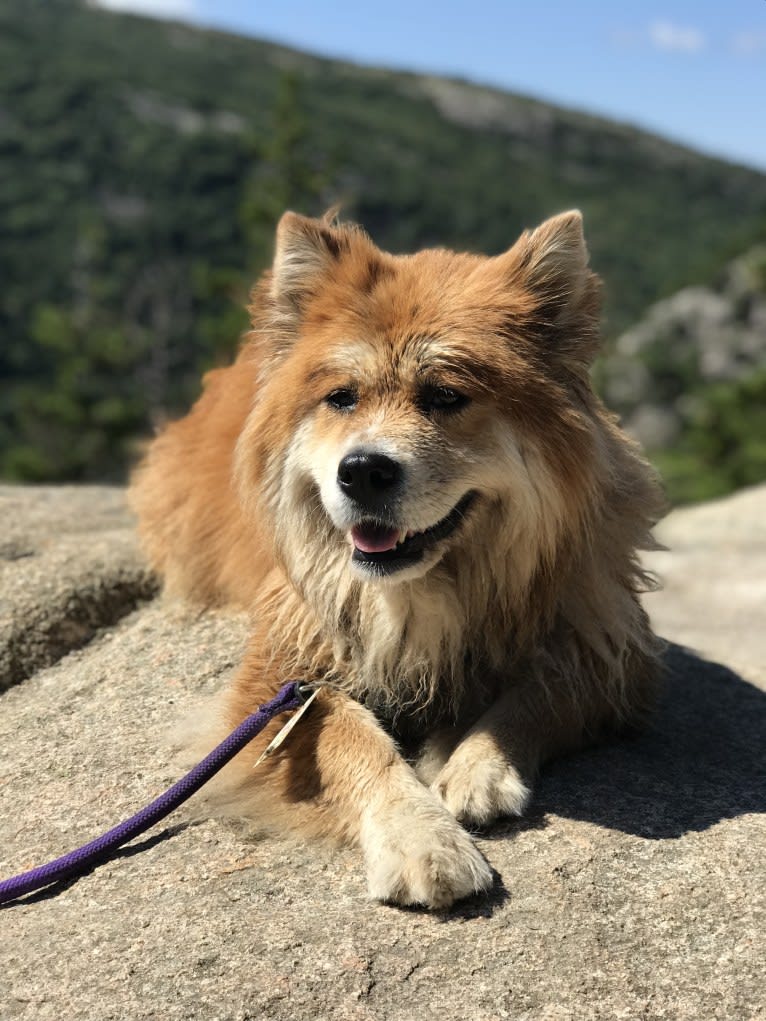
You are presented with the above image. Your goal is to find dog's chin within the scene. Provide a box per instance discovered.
[345,490,477,584]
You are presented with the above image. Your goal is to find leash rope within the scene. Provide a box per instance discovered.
[0,681,309,906]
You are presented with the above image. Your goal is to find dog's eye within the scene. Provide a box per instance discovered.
[325,388,358,412]
[419,386,468,414]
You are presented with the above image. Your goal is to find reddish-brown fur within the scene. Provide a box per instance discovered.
[130,210,664,908]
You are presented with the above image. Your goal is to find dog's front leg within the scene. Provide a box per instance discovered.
[430,682,579,827]
[227,682,493,909]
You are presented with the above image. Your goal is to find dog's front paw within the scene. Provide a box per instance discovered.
[360,797,493,909]
[432,745,530,827]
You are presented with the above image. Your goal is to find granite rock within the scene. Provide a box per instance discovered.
[1,484,764,1021]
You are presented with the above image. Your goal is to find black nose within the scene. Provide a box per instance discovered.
[337,450,402,509]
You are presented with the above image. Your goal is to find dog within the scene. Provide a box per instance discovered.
[130,209,664,909]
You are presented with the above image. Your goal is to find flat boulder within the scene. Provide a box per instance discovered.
[1,484,764,1020]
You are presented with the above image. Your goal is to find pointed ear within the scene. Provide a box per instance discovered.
[513,210,590,314]
[270,211,349,318]
[504,210,601,366]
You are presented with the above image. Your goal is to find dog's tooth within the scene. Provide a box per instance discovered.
[398,529,408,546]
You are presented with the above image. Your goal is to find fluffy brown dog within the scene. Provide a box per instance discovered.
[130,210,663,908]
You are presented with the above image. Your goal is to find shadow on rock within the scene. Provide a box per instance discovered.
[533,642,766,839]
[444,866,510,920]
[0,822,193,910]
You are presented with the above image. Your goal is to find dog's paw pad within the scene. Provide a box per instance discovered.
[433,755,530,827]
[362,806,493,909]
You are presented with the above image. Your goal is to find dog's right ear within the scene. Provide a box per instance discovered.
[270,211,349,323]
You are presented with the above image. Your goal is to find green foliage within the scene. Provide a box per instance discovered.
[651,370,766,505]
[1,0,766,494]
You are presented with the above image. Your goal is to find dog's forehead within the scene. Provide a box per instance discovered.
[371,248,503,334]
[305,249,517,380]
[316,333,458,379]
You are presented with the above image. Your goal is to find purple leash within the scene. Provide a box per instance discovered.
[0,681,306,905]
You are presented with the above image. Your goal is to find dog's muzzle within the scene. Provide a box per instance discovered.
[349,491,477,576]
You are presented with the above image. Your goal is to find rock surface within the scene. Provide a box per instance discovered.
[1,484,764,1021]
[0,486,156,691]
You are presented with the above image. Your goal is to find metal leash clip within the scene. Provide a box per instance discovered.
[252,684,322,768]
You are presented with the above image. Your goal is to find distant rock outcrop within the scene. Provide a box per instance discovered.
[602,245,766,450]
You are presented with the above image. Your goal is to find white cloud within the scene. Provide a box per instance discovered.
[90,0,197,17]
[731,31,766,56]
[648,20,705,53]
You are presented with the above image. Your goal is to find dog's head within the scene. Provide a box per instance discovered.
[236,212,603,596]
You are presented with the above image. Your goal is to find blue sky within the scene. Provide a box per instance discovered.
[95,0,766,171]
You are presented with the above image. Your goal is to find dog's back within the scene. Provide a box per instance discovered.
[130,348,268,607]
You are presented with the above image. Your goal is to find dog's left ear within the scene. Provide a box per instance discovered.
[503,210,601,365]
[270,211,349,323]
[518,210,589,302]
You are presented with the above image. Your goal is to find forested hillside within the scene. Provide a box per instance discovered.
[2,0,766,491]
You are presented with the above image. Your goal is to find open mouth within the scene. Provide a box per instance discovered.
[349,491,477,574]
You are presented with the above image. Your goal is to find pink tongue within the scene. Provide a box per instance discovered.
[351,523,400,554]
